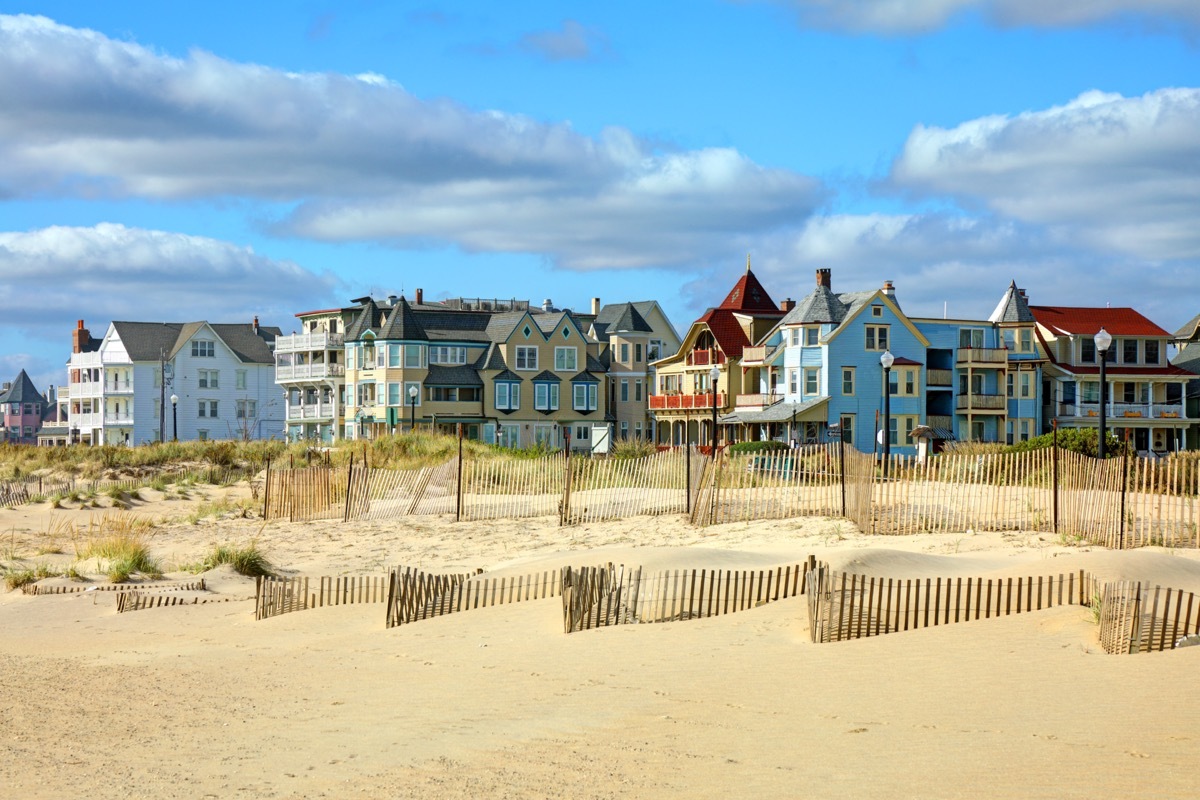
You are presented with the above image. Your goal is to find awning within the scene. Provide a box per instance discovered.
[911,425,955,440]
[719,397,829,425]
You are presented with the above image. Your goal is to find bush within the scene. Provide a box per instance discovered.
[610,438,656,460]
[1008,428,1127,459]
[728,440,789,454]
[195,543,273,577]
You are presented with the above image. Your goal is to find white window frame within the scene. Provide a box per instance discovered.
[496,382,520,411]
[534,383,560,411]
[554,347,578,371]
[515,346,538,371]
[573,383,598,411]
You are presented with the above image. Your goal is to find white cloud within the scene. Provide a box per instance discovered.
[0,224,339,338]
[0,15,822,270]
[891,88,1200,261]
[763,0,1200,33]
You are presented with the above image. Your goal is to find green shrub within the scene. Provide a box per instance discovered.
[728,440,789,454]
[610,438,656,460]
[195,543,273,577]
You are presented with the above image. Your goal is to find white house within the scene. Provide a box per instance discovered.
[65,318,283,444]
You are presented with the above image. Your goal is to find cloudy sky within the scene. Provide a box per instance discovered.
[2,2,1198,391]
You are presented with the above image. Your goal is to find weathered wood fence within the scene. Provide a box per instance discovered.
[805,564,1090,643]
[386,566,561,628]
[1097,581,1200,654]
[255,573,390,620]
[562,558,817,633]
[260,445,1200,548]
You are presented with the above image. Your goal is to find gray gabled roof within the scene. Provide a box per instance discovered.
[1173,313,1200,341]
[485,311,532,343]
[112,321,279,364]
[988,281,1036,324]
[593,302,653,341]
[0,370,45,406]
[778,286,849,326]
[529,369,562,383]
[378,296,427,341]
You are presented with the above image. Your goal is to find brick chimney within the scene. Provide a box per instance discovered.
[882,280,895,299]
[72,320,90,354]
[591,297,601,315]
[816,269,831,289]
[252,315,259,334]
[781,298,796,312]
[416,288,424,305]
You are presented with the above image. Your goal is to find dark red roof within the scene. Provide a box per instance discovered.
[719,269,779,312]
[1030,306,1169,337]
[699,309,751,357]
[891,356,923,366]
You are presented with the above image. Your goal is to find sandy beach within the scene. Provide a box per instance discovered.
[2,482,1199,799]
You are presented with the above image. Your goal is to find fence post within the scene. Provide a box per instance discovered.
[1119,430,1130,549]
[685,442,692,515]
[456,423,464,522]
[560,429,572,526]
[839,435,847,519]
[1051,421,1059,535]
[343,453,355,522]
[262,456,271,519]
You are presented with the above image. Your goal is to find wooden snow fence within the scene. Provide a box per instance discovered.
[354,458,460,520]
[1097,581,1200,654]
[705,444,842,525]
[26,579,207,597]
[263,464,351,522]
[255,574,390,620]
[460,454,562,521]
[1120,455,1200,549]
[564,449,692,524]
[873,449,1054,535]
[385,566,561,628]
[805,564,1089,644]
[562,558,818,633]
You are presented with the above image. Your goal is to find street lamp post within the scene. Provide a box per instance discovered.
[709,365,720,461]
[170,394,178,442]
[1095,327,1112,458]
[880,350,895,477]
[408,385,418,432]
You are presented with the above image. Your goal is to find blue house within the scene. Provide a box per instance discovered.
[724,271,1046,455]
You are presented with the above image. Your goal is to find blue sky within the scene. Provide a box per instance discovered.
[2,1,1199,392]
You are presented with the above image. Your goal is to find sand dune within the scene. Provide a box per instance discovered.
[2,486,1199,798]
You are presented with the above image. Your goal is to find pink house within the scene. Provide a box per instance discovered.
[1,370,49,445]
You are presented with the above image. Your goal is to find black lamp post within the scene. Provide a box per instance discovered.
[1095,327,1112,458]
[709,365,720,461]
[880,350,894,477]
[170,394,178,442]
[408,384,418,432]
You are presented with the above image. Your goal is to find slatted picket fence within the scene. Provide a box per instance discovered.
[703,445,842,525]
[116,590,238,613]
[805,564,1089,644]
[564,449,693,524]
[23,579,208,596]
[1098,581,1200,654]
[255,574,390,620]
[562,558,817,633]
[461,455,562,521]
[386,566,561,628]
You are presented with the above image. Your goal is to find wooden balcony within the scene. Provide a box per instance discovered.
[1058,403,1184,421]
[649,392,726,411]
[956,394,1006,412]
[926,414,954,430]
[927,369,954,387]
[685,350,726,367]
[956,348,1008,367]
[735,392,784,408]
[276,363,346,382]
[275,332,345,353]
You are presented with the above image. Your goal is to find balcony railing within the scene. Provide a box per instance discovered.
[735,392,784,408]
[104,413,134,426]
[956,348,1009,366]
[927,369,954,387]
[105,381,134,394]
[1058,402,1183,420]
[275,332,345,353]
[69,352,103,367]
[685,350,726,367]
[69,412,103,429]
[287,403,338,420]
[71,382,103,399]
[956,394,1006,411]
[648,392,726,411]
[276,363,346,382]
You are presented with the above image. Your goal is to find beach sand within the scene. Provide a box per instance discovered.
[2,483,1199,799]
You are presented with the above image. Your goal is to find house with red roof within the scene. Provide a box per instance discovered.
[1032,304,1192,453]
[649,258,790,445]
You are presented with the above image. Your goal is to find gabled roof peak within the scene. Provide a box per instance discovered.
[718,264,778,313]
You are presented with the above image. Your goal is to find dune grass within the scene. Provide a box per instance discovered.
[189,541,273,577]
